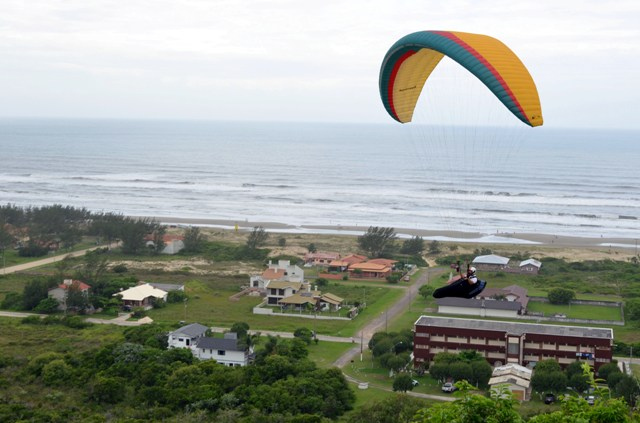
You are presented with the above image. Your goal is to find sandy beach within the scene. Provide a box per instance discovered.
[150,216,639,252]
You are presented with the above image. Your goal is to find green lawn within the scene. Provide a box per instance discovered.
[146,277,406,338]
[526,301,622,321]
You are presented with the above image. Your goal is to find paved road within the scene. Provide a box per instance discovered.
[332,267,445,368]
[1,243,119,275]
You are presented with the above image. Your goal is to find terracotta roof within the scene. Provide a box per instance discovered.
[367,258,397,266]
[341,254,368,264]
[58,279,91,291]
[262,268,286,280]
[349,262,390,272]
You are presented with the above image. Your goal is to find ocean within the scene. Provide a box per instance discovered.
[0,119,638,242]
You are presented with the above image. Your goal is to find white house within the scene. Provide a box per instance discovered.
[519,259,542,274]
[250,259,304,289]
[472,254,510,271]
[265,280,304,305]
[489,364,532,401]
[168,323,209,349]
[113,283,168,308]
[435,297,522,318]
[193,333,253,367]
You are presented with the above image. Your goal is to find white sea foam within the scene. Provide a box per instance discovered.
[1,119,639,240]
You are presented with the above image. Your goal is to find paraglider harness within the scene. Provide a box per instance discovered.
[432,260,487,299]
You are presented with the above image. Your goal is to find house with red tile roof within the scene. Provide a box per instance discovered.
[304,251,341,266]
[145,233,185,255]
[327,254,367,272]
[47,279,91,311]
[348,260,393,279]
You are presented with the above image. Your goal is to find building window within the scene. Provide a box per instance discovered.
[218,350,226,356]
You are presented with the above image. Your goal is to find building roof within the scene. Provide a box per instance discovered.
[320,293,344,305]
[304,252,340,260]
[113,283,168,301]
[492,364,532,380]
[148,282,184,292]
[262,268,286,280]
[349,262,390,272]
[196,336,242,351]
[172,323,209,338]
[414,315,614,340]
[520,259,542,268]
[472,254,510,265]
[56,279,91,291]
[436,297,522,311]
[278,293,318,305]
[266,280,303,290]
[477,285,529,309]
[367,258,398,266]
[489,375,531,389]
[340,254,368,265]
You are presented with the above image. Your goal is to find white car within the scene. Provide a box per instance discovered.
[441,382,457,393]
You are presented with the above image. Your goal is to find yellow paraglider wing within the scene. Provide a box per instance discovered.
[379,31,543,127]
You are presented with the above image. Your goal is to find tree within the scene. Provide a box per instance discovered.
[183,226,205,253]
[23,278,53,310]
[418,284,434,299]
[278,237,286,247]
[400,236,424,256]
[246,226,269,250]
[428,240,442,255]
[531,369,568,394]
[613,374,640,407]
[120,217,156,255]
[547,287,575,305]
[357,226,396,258]
[392,374,415,392]
[624,299,640,322]
[346,394,425,423]
[0,223,14,271]
[34,297,59,314]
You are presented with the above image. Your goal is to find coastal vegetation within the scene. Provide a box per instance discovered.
[2,204,640,421]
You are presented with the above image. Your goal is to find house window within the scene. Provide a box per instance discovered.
[218,350,226,356]
[186,339,190,346]
[178,338,184,342]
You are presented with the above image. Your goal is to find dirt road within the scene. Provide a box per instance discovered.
[1,243,118,275]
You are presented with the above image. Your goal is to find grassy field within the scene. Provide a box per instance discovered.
[526,301,622,321]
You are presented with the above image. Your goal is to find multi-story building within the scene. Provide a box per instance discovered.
[414,316,613,371]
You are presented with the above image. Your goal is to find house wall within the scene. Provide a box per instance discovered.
[193,348,248,366]
[168,333,205,349]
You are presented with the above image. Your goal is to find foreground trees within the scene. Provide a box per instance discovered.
[1,321,354,422]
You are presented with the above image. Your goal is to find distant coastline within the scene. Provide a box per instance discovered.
[149,216,640,251]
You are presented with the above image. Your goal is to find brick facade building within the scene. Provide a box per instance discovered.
[414,316,613,371]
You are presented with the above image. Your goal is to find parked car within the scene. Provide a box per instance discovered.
[441,382,457,393]
[585,395,595,405]
[544,393,556,404]
[412,379,419,387]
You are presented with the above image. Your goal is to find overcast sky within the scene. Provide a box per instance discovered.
[1,0,638,129]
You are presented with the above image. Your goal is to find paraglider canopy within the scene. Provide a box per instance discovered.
[379,30,543,127]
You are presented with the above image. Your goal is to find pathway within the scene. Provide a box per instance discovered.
[1,243,119,275]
